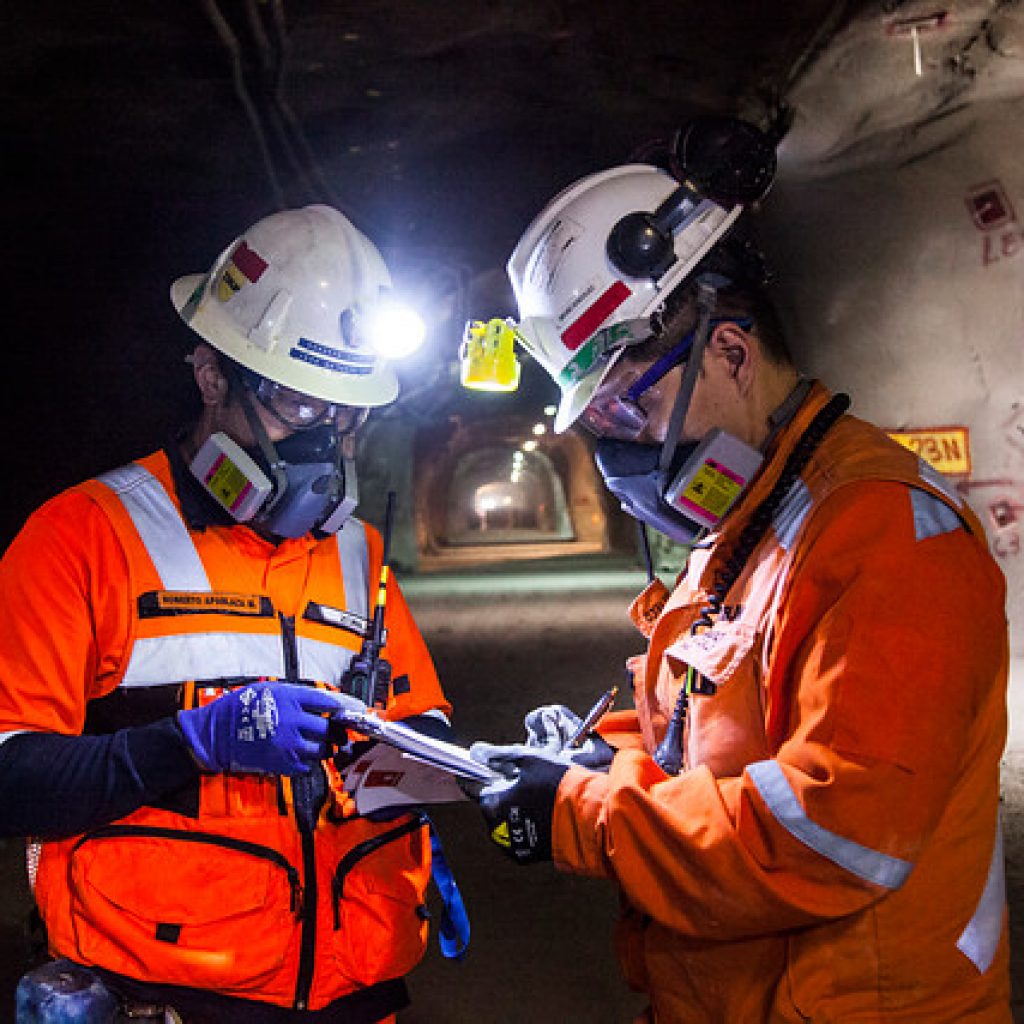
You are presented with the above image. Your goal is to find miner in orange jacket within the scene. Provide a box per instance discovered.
[0,206,455,1022]
[469,120,1011,1022]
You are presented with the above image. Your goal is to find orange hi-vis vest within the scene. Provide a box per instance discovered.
[26,452,449,1013]
[554,385,1011,1022]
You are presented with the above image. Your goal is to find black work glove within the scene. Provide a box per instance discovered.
[469,743,570,865]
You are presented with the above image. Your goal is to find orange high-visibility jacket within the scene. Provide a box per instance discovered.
[0,450,450,1014]
[554,385,1011,1023]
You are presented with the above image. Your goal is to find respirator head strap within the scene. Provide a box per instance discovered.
[229,367,290,515]
[657,278,718,476]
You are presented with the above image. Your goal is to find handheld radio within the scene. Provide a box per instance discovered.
[342,490,396,709]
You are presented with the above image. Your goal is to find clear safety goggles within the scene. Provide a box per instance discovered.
[578,318,752,441]
[249,377,367,434]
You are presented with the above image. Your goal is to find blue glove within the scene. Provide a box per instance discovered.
[523,704,616,771]
[178,682,365,776]
[469,742,570,865]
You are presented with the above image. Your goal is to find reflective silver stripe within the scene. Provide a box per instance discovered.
[27,840,40,893]
[337,519,369,620]
[299,521,369,685]
[957,819,1006,973]
[121,633,285,687]
[102,467,373,688]
[747,759,913,889]
[98,464,210,592]
[773,478,812,551]
[917,459,963,509]
[910,488,963,542]
[296,636,358,687]
[0,729,28,746]
[420,707,452,726]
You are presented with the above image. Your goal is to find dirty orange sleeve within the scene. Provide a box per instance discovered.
[552,482,1007,939]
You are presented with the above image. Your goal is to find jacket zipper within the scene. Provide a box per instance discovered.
[75,825,303,914]
[280,612,319,1012]
[330,813,428,930]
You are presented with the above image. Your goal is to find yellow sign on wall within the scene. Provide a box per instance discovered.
[888,427,971,475]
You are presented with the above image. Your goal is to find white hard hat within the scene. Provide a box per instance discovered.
[171,205,399,407]
[507,165,740,432]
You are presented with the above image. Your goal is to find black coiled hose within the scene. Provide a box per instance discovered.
[654,393,851,775]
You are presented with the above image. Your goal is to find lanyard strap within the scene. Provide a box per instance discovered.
[429,820,471,960]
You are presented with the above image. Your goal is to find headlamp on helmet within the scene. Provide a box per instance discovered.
[459,319,522,392]
[363,299,427,360]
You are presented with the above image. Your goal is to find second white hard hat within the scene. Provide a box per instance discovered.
[171,204,400,407]
[507,164,740,432]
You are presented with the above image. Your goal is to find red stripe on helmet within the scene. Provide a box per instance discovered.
[560,280,632,351]
[232,242,269,282]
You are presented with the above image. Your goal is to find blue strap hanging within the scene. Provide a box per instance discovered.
[428,821,470,960]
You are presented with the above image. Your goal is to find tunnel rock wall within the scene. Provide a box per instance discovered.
[761,2,1024,653]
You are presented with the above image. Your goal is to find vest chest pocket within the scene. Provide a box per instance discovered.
[664,617,771,775]
[328,814,431,986]
[68,826,300,992]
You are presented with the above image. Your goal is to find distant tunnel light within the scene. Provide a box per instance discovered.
[532,423,546,436]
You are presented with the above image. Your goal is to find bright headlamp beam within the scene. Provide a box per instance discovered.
[366,304,426,359]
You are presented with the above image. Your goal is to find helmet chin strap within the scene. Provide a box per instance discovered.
[657,278,718,476]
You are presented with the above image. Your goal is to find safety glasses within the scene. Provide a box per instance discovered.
[250,377,367,434]
[578,318,752,441]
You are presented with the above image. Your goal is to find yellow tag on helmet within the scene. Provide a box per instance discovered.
[460,319,521,392]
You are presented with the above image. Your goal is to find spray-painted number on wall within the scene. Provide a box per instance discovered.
[958,482,1024,561]
[981,228,1024,268]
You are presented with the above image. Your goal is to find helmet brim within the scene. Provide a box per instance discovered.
[170,274,205,318]
[169,274,399,407]
[554,346,629,434]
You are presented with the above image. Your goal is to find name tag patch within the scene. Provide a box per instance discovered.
[139,591,273,618]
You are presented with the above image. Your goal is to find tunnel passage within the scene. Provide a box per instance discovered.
[412,413,637,571]
[445,445,574,544]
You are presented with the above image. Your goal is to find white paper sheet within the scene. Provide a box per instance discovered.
[340,742,473,814]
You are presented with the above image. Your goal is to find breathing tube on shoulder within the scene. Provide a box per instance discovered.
[188,365,359,539]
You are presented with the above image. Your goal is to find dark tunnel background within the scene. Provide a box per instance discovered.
[6,3,1024,1022]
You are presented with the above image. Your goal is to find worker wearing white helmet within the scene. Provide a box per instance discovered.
[468,118,1011,1023]
[1,205,461,1022]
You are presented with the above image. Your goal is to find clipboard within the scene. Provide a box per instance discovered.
[334,710,502,785]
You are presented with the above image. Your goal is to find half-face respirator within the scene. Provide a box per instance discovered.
[595,428,763,545]
[582,302,763,544]
[189,378,361,539]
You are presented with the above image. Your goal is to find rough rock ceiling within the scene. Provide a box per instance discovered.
[2,0,873,541]
[5,1,870,262]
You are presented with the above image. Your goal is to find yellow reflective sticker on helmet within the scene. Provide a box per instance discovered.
[216,265,245,301]
[491,820,511,848]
